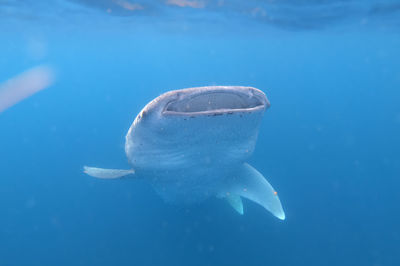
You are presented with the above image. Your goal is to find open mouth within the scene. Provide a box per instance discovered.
[163,86,269,115]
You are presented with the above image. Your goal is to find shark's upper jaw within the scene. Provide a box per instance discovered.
[162,86,269,116]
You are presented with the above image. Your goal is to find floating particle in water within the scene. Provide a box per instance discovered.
[0,65,54,113]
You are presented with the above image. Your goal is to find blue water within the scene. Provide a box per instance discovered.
[1,1,400,265]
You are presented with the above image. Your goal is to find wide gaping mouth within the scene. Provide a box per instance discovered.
[163,86,269,115]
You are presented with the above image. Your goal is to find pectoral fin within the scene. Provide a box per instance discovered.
[83,166,134,179]
[221,163,285,220]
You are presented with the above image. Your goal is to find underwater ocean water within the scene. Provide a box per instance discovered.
[1,0,400,265]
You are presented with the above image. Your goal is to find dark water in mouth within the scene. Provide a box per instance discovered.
[0,1,399,265]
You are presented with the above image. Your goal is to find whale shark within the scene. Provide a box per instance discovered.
[84,86,285,220]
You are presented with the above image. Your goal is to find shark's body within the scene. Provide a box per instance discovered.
[84,86,285,220]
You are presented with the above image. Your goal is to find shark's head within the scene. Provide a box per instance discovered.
[126,86,270,170]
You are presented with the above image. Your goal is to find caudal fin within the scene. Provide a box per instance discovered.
[83,166,134,179]
[225,194,244,215]
[220,163,285,220]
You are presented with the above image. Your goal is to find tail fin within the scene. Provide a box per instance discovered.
[225,194,244,215]
[220,163,285,220]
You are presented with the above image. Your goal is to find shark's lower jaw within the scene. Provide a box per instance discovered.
[163,86,268,116]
